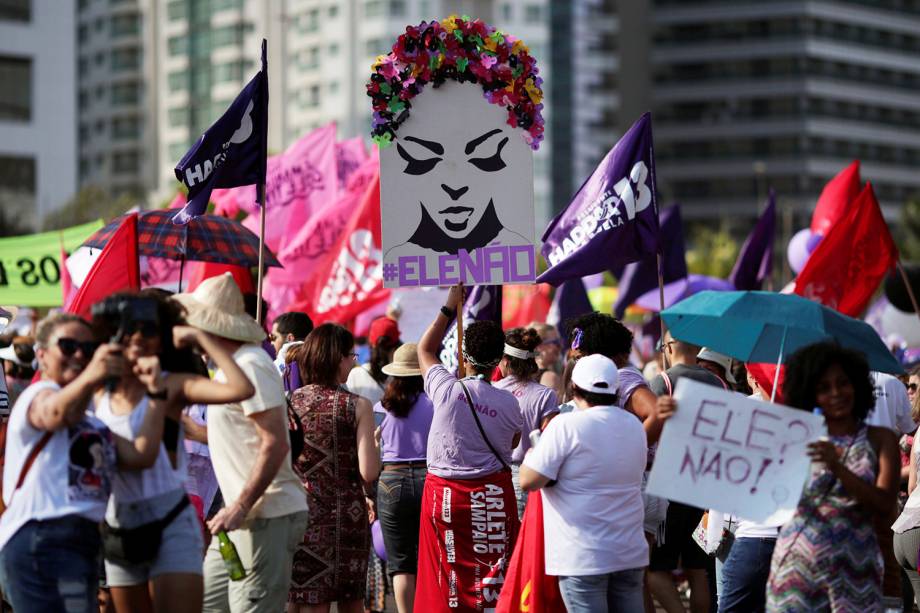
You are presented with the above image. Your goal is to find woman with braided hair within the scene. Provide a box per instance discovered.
[416,286,523,612]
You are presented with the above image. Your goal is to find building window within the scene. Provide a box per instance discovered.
[213,0,244,10]
[94,52,105,66]
[167,0,184,20]
[112,152,139,172]
[111,48,140,72]
[365,38,384,55]
[328,42,339,56]
[111,82,140,105]
[111,117,141,140]
[524,4,542,23]
[168,35,188,55]
[94,16,104,31]
[328,5,338,18]
[389,0,406,16]
[78,24,88,43]
[212,23,247,48]
[0,0,30,22]
[365,0,383,18]
[110,13,140,37]
[306,84,320,107]
[329,81,339,94]
[501,3,512,20]
[169,142,190,162]
[168,107,186,126]
[167,70,187,92]
[0,156,36,216]
[214,61,244,82]
[0,55,31,121]
[301,8,319,32]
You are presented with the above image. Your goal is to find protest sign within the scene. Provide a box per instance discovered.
[379,81,536,288]
[646,378,825,524]
[0,220,103,307]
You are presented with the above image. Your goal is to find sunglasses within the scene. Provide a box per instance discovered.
[655,340,675,352]
[124,320,159,338]
[56,337,99,357]
[909,383,918,393]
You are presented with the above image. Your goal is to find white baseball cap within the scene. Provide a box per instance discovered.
[697,347,737,384]
[571,354,619,394]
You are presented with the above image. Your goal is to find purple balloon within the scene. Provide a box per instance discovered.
[806,232,823,253]
[371,520,387,562]
[787,228,812,274]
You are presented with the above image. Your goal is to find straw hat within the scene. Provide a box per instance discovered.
[381,343,421,377]
[173,273,265,343]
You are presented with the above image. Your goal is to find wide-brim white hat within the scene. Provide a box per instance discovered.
[381,343,422,377]
[697,347,737,384]
[173,273,266,344]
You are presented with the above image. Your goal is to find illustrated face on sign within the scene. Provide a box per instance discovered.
[380,81,533,257]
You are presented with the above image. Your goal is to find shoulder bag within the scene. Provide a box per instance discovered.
[458,380,510,472]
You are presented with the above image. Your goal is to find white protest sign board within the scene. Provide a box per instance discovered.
[379,81,536,288]
[646,379,826,524]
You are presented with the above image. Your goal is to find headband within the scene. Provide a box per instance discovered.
[503,344,536,360]
[462,348,501,370]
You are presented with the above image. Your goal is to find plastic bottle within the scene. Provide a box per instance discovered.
[217,531,246,581]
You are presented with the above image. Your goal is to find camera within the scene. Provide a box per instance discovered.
[91,296,159,344]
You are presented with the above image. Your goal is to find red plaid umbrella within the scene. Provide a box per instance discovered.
[82,210,281,269]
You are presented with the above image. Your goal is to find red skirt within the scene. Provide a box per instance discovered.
[414,471,520,613]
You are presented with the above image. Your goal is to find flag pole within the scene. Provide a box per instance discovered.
[896,260,920,324]
[256,182,267,325]
[656,252,670,370]
[455,282,464,377]
[178,256,185,292]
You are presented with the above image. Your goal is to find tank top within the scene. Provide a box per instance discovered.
[91,393,186,503]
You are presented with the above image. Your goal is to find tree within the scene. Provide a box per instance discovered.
[42,186,136,231]
[896,200,920,262]
[685,221,740,279]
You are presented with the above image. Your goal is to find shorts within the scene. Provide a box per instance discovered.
[104,488,205,586]
[649,501,709,571]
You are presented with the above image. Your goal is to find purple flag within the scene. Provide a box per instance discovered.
[547,278,594,348]
[538,112,660,286]
[613,204,687,318]
[729,190,776,291]
[439,285,502,373]
[173,40,269,224]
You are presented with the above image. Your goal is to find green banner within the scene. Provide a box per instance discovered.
[0,220,104,307]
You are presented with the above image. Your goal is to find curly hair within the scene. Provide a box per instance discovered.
[463,320,505,375]
[296,323,354,388]
[781,342,875,422]
[503,327,541,380]
[564,312,633,359]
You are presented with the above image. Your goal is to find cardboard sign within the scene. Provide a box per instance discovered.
[646,379,825,524]
[0,220,104,307]
[379,81,536,288]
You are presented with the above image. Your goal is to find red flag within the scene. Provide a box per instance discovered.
[290,174,389,324]
[746,363,785,404]
[795,183,898,316]
[502,285,552,330]
[496,491,565,613]
[66,213,140,318]
[810,160,861,236]
[187,262,254,294]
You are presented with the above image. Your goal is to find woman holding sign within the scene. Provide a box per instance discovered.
[764,342,899,612]
[416,285,523,612]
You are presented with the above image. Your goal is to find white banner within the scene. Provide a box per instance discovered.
[647,379,825,524]
[379,81,535,288]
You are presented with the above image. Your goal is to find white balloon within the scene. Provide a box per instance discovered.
[880,303,920,346]
[787,228,812,275]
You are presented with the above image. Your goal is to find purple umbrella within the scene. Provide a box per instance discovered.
[635,274,735,312]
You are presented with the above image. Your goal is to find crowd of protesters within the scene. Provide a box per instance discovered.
[0,276,918,613]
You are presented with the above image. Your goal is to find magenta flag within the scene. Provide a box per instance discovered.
[262,153,380,324]
[335,137,369,191]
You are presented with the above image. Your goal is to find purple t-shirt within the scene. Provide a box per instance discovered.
[616,365,649,411]
[494,377,558,463]
[374,393,435,463]
[424,365,523,479]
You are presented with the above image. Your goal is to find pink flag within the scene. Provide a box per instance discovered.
[335,137,368,190]
[242,123,339,254]
[262,153,379,324]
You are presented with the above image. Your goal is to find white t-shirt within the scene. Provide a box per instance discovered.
[274,340,303,375]
[866,372,915,435]
[92,393,186,505]
[524,404,649,575]
[346,364,385,407]
[0,381,116,550]
[208,344,307,519]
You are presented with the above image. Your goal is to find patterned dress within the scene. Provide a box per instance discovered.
[288,385,370,605]
[767,425,883,612]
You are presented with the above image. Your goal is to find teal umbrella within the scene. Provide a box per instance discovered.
[661,291,903,389]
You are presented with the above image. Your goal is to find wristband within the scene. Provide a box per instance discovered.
[440,305,454,319]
